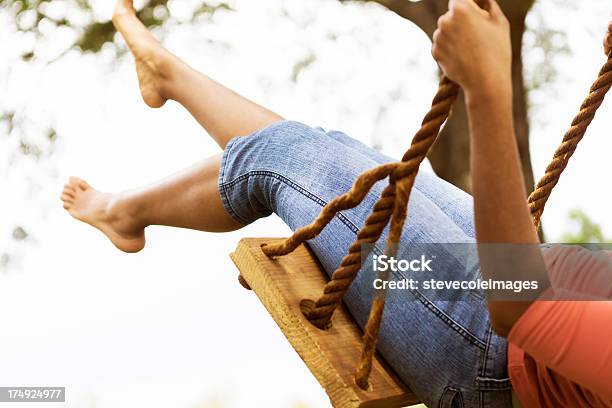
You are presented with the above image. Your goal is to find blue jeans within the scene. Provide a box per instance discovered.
[218,121,513,408]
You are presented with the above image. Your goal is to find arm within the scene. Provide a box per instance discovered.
[431,0,542,336]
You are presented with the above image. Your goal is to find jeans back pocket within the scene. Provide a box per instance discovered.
[439,386,464,408]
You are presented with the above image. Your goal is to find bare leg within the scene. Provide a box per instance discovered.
[61,0,288,251]
[60,156,242,253]
[112,0,283,148]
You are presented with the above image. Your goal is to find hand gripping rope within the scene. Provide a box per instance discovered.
[240,1,612,390]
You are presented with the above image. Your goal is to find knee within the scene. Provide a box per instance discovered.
[224,119,366,197]
[254,120,325,148]
[223,120,324,175]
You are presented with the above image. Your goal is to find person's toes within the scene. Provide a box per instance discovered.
[62,185,75,195]
[63,184,76,195]
[61,192,74,206]
[68,176,89,191]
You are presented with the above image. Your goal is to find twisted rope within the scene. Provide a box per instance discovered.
[354,77,459,388]
[290,77,459,333]
[237,4,611,393]
[298,183,397,329]
[356,48,612,389]
[528,54,612,228]
[261,163,398,258]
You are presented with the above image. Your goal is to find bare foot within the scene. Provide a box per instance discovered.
[61,177,146,253]
[112,0,178,108]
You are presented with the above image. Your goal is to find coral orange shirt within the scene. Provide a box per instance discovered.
[508,246,612,408]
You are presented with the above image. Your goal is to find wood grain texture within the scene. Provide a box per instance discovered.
[230,238,419,408]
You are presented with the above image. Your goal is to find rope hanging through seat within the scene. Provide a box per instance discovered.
[243,6,612,392]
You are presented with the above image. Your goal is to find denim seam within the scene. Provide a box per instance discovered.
[477,327,492,402]
[218,140,251,225]
[474,328,512,391]
[474,377,513,391]
[392,269,486,350]
[220,168,486,350]
[219,169,363,235]
[480,328,492,376]
[410,287,487,350]
[222,189,251,225]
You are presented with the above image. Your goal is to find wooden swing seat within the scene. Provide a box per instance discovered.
[227,13,612,408]
[230,238,419,408]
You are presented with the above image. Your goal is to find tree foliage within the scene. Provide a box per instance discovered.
[0,108,58,271]
[0,0,230,271]
[562,209,609,244]
[4,0,231,60]
[0,0,577,269]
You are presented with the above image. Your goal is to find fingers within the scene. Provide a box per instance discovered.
[448,0,471,15]
[605,21,612,56]
[437,12,451,32]
[431,29,442,62]
[487,0,504,19]
[474,0,490,11]
[431,28,446,66]
[431,24,451,72]
[448,0,489,18]
[433,12,451,59]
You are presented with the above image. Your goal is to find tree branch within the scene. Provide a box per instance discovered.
[342,0,439,37]
[342,0,536,38]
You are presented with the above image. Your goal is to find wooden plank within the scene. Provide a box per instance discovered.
[230,238,419,408]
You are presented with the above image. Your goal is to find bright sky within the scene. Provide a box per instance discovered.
[0,1,610,407]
